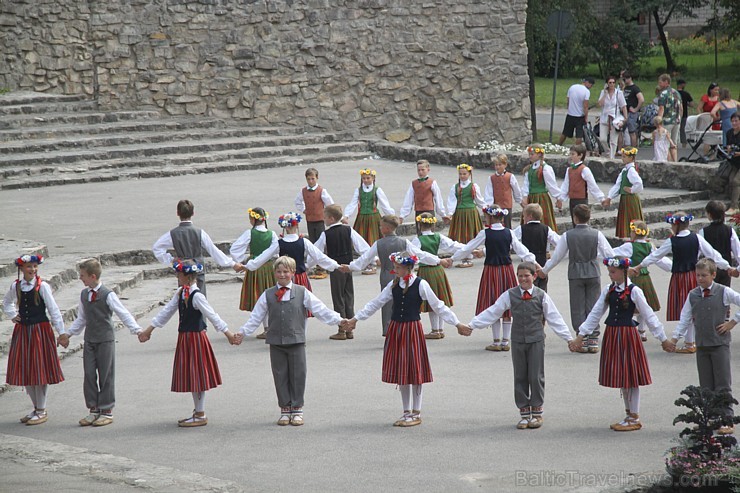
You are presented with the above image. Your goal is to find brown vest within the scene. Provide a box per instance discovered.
[568,164,587,200]
[411,179,434,211]
[302,185,325,222]
[490,172,513,208]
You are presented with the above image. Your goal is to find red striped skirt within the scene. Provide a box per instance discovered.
[353,212,382,246]
[598,325,652,388]
[616,194,643,239]
[528,193,556,231]
[448,207,483,244]
[6,322,64,386]
[475,264,516,316]
[382,320,433,385]
[667,271,697,321]
[293,271,313,317]
[239,260,275,311]
[171,331,222,392]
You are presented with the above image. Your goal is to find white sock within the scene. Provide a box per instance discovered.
[627,387,640,414]
[621,388,630,411]
[399,385,411,412]
[192,391,206,413]
[26,386,38,408]
[36,385,48,410]
[685,325,695,344]
[412,384,423,411]
[492,320,502,342]
[502,320,512,340]
[429,312,443,331]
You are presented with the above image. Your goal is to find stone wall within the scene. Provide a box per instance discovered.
[0,0,531,148]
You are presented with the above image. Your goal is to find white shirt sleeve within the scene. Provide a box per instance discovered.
[239,292,268,336]
[612,242,634,258]
[399,185,415,219]
[597,232,616,260]
[321,188,334,206]
[626,166,643,194]
[447,184,459,213]
[607,172,622,200]
[725,287,740,324]
[350,229,371,255]
[229,229,252,262]
[451,229,486,261]
[513,226,522,240]
[470,291,512,329]
[304,290,342,326]
[150,292,179,328]
[107,291,142,334]
[419,279,459,325]
[246,242,280,271]
[438,234,466,254]
[313,231,327,253]
[472,183,487,208]
[631,286,666,341]
[638,239,672,268]
[521,171,530,197]
[543,165,561,199]
[731,229,740,265]
[343,188,361,218]
[294,190,306,213]
[410,237,421,249]
[541,292,573,341]
[406,239,441,265]
[547,227,561,247]
[303,238,340,271]
[431,180,448,217]
[37,282,64,334]
[354,281,394,320]
[484,178,494,206]
[578,286,610,336]
[672,295,694,341]
[191,292,228,333]
[200,230,236,267]
[583,167,606,201]
[349,242,378,271]
[510,174,523,204]
[559,170,570,200]
[67,298,87,336]
[542,232,569,274]
[152,232,174,266]
[2,282,19,319]
[697,235,731,270]
[375,187,395,216]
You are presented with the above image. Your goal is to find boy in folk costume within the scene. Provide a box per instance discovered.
[294,167,335,279]
[513,204,560,292]
[484,154,523,230]
[556,144,608,226]
[399,159,449,233]
[699,200,740,287]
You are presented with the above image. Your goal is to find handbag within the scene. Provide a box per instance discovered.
[717,160,733,180]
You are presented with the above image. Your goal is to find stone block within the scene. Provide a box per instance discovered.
[186,100,207,114]
[386,129,412,143]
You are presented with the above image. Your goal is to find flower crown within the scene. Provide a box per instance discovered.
[359,168,376,176]
[527,146,545,155]
[15,254,44,267]
[666,214,693,224]
[457,163,473,172]
[278,212,302,228]
[629,221,649,236]
[482,206,509,217]
[603,257,631,268]
[172,259,203,274]
[248,208,268,221]
[621,147,638,156]
[389,252,419,267]
[415,215,437,224]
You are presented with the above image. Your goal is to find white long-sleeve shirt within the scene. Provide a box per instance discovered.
[399,179,448,219]
[698,225,740,266]
[451,223,535,262]
[410,231,466,261]
[294,186,334,214]
[229,225,279,262]
[151,283,228,332]
[612,241,672,272]
[3,277,65,334]
[447,180,487,213]
[348,237,441,271]
[468,287,572,341]
[607,163,643,199]
[673,282,740,340]
[153,222,235,268]
[313,222,371,257]
[513,221,561,250]
[67,283,141,336]
[638,230,730,270]
[578,284,666,341]
[239,282,341,336]
[484,172,523,206]
[521,161,561,199]
[541,225,615,275]
[354,275,460,325]
[343,185,395,218]
[246,234,339,272]
[559,163,606,201]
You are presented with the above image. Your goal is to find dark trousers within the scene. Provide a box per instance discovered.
[270,343,307,408]
[570,277,601,338]
[568,198,588,226]
[83,340,116,411]
[534,275,548,292]
[716,269,731,287]
[697,345,734,416]
[306,221,325,244]
[330,270,354,319]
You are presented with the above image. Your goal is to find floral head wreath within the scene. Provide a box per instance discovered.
[248,208,268,221]
[621,147,638,157]
[457,163,473,172]
[389,252,419,267]
[527,146,545,155]
[666,214,693,224]
[278,212,302,228]
[482,206,509,217]
[415,215,437,224]
[603,257,631,268]
[172,259,203,274]
[629,221,649,236]
[15,254,44,267]
[359,168,376,176]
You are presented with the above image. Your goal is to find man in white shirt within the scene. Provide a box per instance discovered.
[558,77,594,146]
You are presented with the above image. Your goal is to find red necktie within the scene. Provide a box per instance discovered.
[522,291,532,300]
[703,288,711,298]
[182,285,190,300]
[90,289,97,302]
[276,286,289,300]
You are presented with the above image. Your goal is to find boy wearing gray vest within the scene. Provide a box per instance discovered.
[672,259,739,435]
[540,204,614,353]
[237,256,344,426]
[58,259,142,427]
[468,262,576,429]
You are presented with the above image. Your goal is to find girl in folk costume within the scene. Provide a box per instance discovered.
[484,154,523,230]
[343,168,395,274]
[230,207,277,339]
[411,213,466,340]
[574,257,673,432]
[522,145,560,231]
[631,212,736,354]
[447,163,486,268]
[603,147,644,240]
[3,255,65,426]
[138,260,238,427]
[344,252,469,427]
[452,206,536,351]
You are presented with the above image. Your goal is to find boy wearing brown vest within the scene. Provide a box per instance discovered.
[556,144,608,226]
[294,167,335,279]
[399,160,449,232]
[484,154,523,229]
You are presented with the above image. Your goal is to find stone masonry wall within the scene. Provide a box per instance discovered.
[0,0,531,147]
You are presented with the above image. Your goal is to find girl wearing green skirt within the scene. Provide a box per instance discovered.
[447,163,486,268]
[604,147,644,240]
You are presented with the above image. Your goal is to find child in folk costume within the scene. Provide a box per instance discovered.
[631,212,736,354]
[138,260,238,427]
[466,262,574,429]
[522,145,560,231]
[447,163,486,268]
[399,159,450,234]
[603,147,644,240]
[452,206,536,352]
[411,213,466,340]
[294,167,335,279]
[513,204,560,292]
[343,168,395,274]
[555,144,608,226]
[484,154,523,230]
[699,200,740,287]
[344,252,469,427]
[3,255,65,426]
[574,257,673,432]
[230,207,277,339]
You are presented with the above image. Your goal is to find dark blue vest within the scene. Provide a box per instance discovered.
[279,239,307,274]
[178,289,207,332]
[670,233,699,273]
[18,286,49,325]
[391,278,423,322]
[484,228,512,266]
[604,284,638,327]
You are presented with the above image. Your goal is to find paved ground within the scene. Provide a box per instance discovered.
[0,158,735,492]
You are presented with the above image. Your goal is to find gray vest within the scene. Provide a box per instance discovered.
[82,286,115,343]
[566,225,600,280]
[688,284,732,347]
[170,222,205,265]
[376,235,407,286]
[509,287,546,343]
[265,285,307,345]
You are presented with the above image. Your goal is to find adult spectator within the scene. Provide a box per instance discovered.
[710,88,739,146]
[558,77,594,146]
[676,78,694,148]
[701,82,721,130]
[723,112,740,215]
[656,73,682,159]
[622,71,644,148]
[598,75,628,158]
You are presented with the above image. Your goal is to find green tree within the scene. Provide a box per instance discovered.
[584,8,649,78]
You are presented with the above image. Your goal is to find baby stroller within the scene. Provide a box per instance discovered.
[583,121,605,156]
[637,103,658,147]
[679,113,723,163]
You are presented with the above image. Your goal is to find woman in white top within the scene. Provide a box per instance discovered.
[598,76,629,158]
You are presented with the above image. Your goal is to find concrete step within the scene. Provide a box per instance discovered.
[0,100,99,116]
[0,110,162,128]
[0,92,89,107]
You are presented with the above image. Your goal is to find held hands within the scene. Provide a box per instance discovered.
[341,318,358,333]
[601,198,611,209]
[138,326,154,343]
[628,266,640,277]
[729,268,740,278]
[473,249,485,259]
[57,333,70,348]
[662,339,677,352]
[224,330,238,345]
[338,264,351,273]
[233,332,244,345]
[341,216,350,225]
[568,335,584,352]
[555,199,563,211]
[11,315,20,324]
[717,320,737,335]
[233,263,246,273]
[456,323,472,336]
[440,258,453,268]
[442,216,451,225]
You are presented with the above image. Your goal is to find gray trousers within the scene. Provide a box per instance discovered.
[330,270,354,319]
[196,273,206,296]
[570,277,601,338]
[512,340,545,410]
[306,221,325,244]
[83,340,116,411]
[380,271,394,335]
[697,345,734,416]
[270,343,307,408]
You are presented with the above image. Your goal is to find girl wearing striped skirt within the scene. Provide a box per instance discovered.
[347,252,467,427]
[411,213,465,340]
[3,254,65,426]
[631,212,735,354]
[447,163,485,268]
[139,260,238,427]
[604,147,643,240]
[574,257,673,432]
[522,145,560,231]
[230,207,277,339]
[452,206,536,352]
